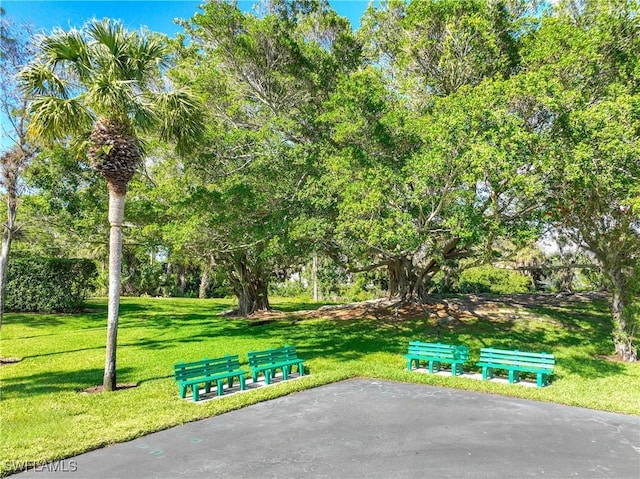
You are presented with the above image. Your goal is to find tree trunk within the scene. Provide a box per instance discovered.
[199,256,216,299]
[236,279,270,315]
[178,264,187,296]
[609,268,637,362]
[312,253,319,302]
[103,190,125,391]
[227,255,270,315]
[0,197,16,330]
[199,266,210,299]
[387,237,464,301]
[122,249,137,295]
[387,256,417,300]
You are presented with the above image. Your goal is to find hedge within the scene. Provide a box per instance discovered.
[5,257,97,313]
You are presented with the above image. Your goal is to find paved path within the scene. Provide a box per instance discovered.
[16,379,640,478]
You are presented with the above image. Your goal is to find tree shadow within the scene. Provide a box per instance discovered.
[1,367,135,398]
[19,345,106,360]
[558,354,626,378]
[2,312,65,328]
[271,301,338,313]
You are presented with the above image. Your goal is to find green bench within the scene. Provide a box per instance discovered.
[476,347,555,388]
[247,345,306,385]
[403,341,470,376]
[173,355,247,401]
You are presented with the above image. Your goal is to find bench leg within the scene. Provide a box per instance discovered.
[227,376,234,388]
[537,373,547,388]
[451,363,460,376]
[192,385,200,402]
[298,361,305,376]
[482,367,493,380]
[282,366,290,381]
[508,370,519,384]
[406,358,413,371]
[205,381,211,394]
[264,369,271,385]
[240,375,246,391]
[179,385,187,399]
[216,379,224,396]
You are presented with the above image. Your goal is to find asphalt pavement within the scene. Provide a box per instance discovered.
[14,379,640,478]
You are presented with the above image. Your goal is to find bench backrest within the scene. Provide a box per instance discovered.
[478,348,554,371]
[407,341,469,361]
[173,355,241,381]
[248,345,299,367]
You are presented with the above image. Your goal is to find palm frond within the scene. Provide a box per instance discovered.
[18,63,68,97]
[152,88,205,153]
[128,35,168,82]
[86,18,127,61]
[41,27,92,80]
[84,74,137,119]
[27,96,93,141]
[130,99,158,132]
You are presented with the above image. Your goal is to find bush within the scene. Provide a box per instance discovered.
[270,278,311,298]
[458,265,532,294]
[6,257,97,313]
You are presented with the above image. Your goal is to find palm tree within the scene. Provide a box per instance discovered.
[19,19,203,391]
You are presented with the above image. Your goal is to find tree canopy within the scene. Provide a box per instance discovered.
[15,0,640,361]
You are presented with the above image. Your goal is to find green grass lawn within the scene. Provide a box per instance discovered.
[1,295,639,476]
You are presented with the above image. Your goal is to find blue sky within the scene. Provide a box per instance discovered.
[2,0,370,35]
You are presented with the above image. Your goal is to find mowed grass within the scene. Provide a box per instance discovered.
[1,295,639,476]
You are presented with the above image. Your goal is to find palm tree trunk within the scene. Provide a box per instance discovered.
[103,190,125,391]
[0,186,17,331]
[0,230,12,331]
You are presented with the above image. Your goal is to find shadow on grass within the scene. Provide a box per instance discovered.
[2,313,65,328]
[271,301,338,313]
[1,367,135,397]
[257,308,624,381]
[7,296,623,385]
[559,354,627,378]
[19,345,106,360]
[118,299,233,316]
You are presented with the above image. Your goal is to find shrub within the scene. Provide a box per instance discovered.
[270,278,311,298]
[458,265,532,294]
[5,257,97,313]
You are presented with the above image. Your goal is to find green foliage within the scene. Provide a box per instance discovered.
[337,274,384,302]
[457,265,532,294]
[270,279,312,300]
[518,0,640,358]
[5,257,96,312]
[167,0,362,312]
